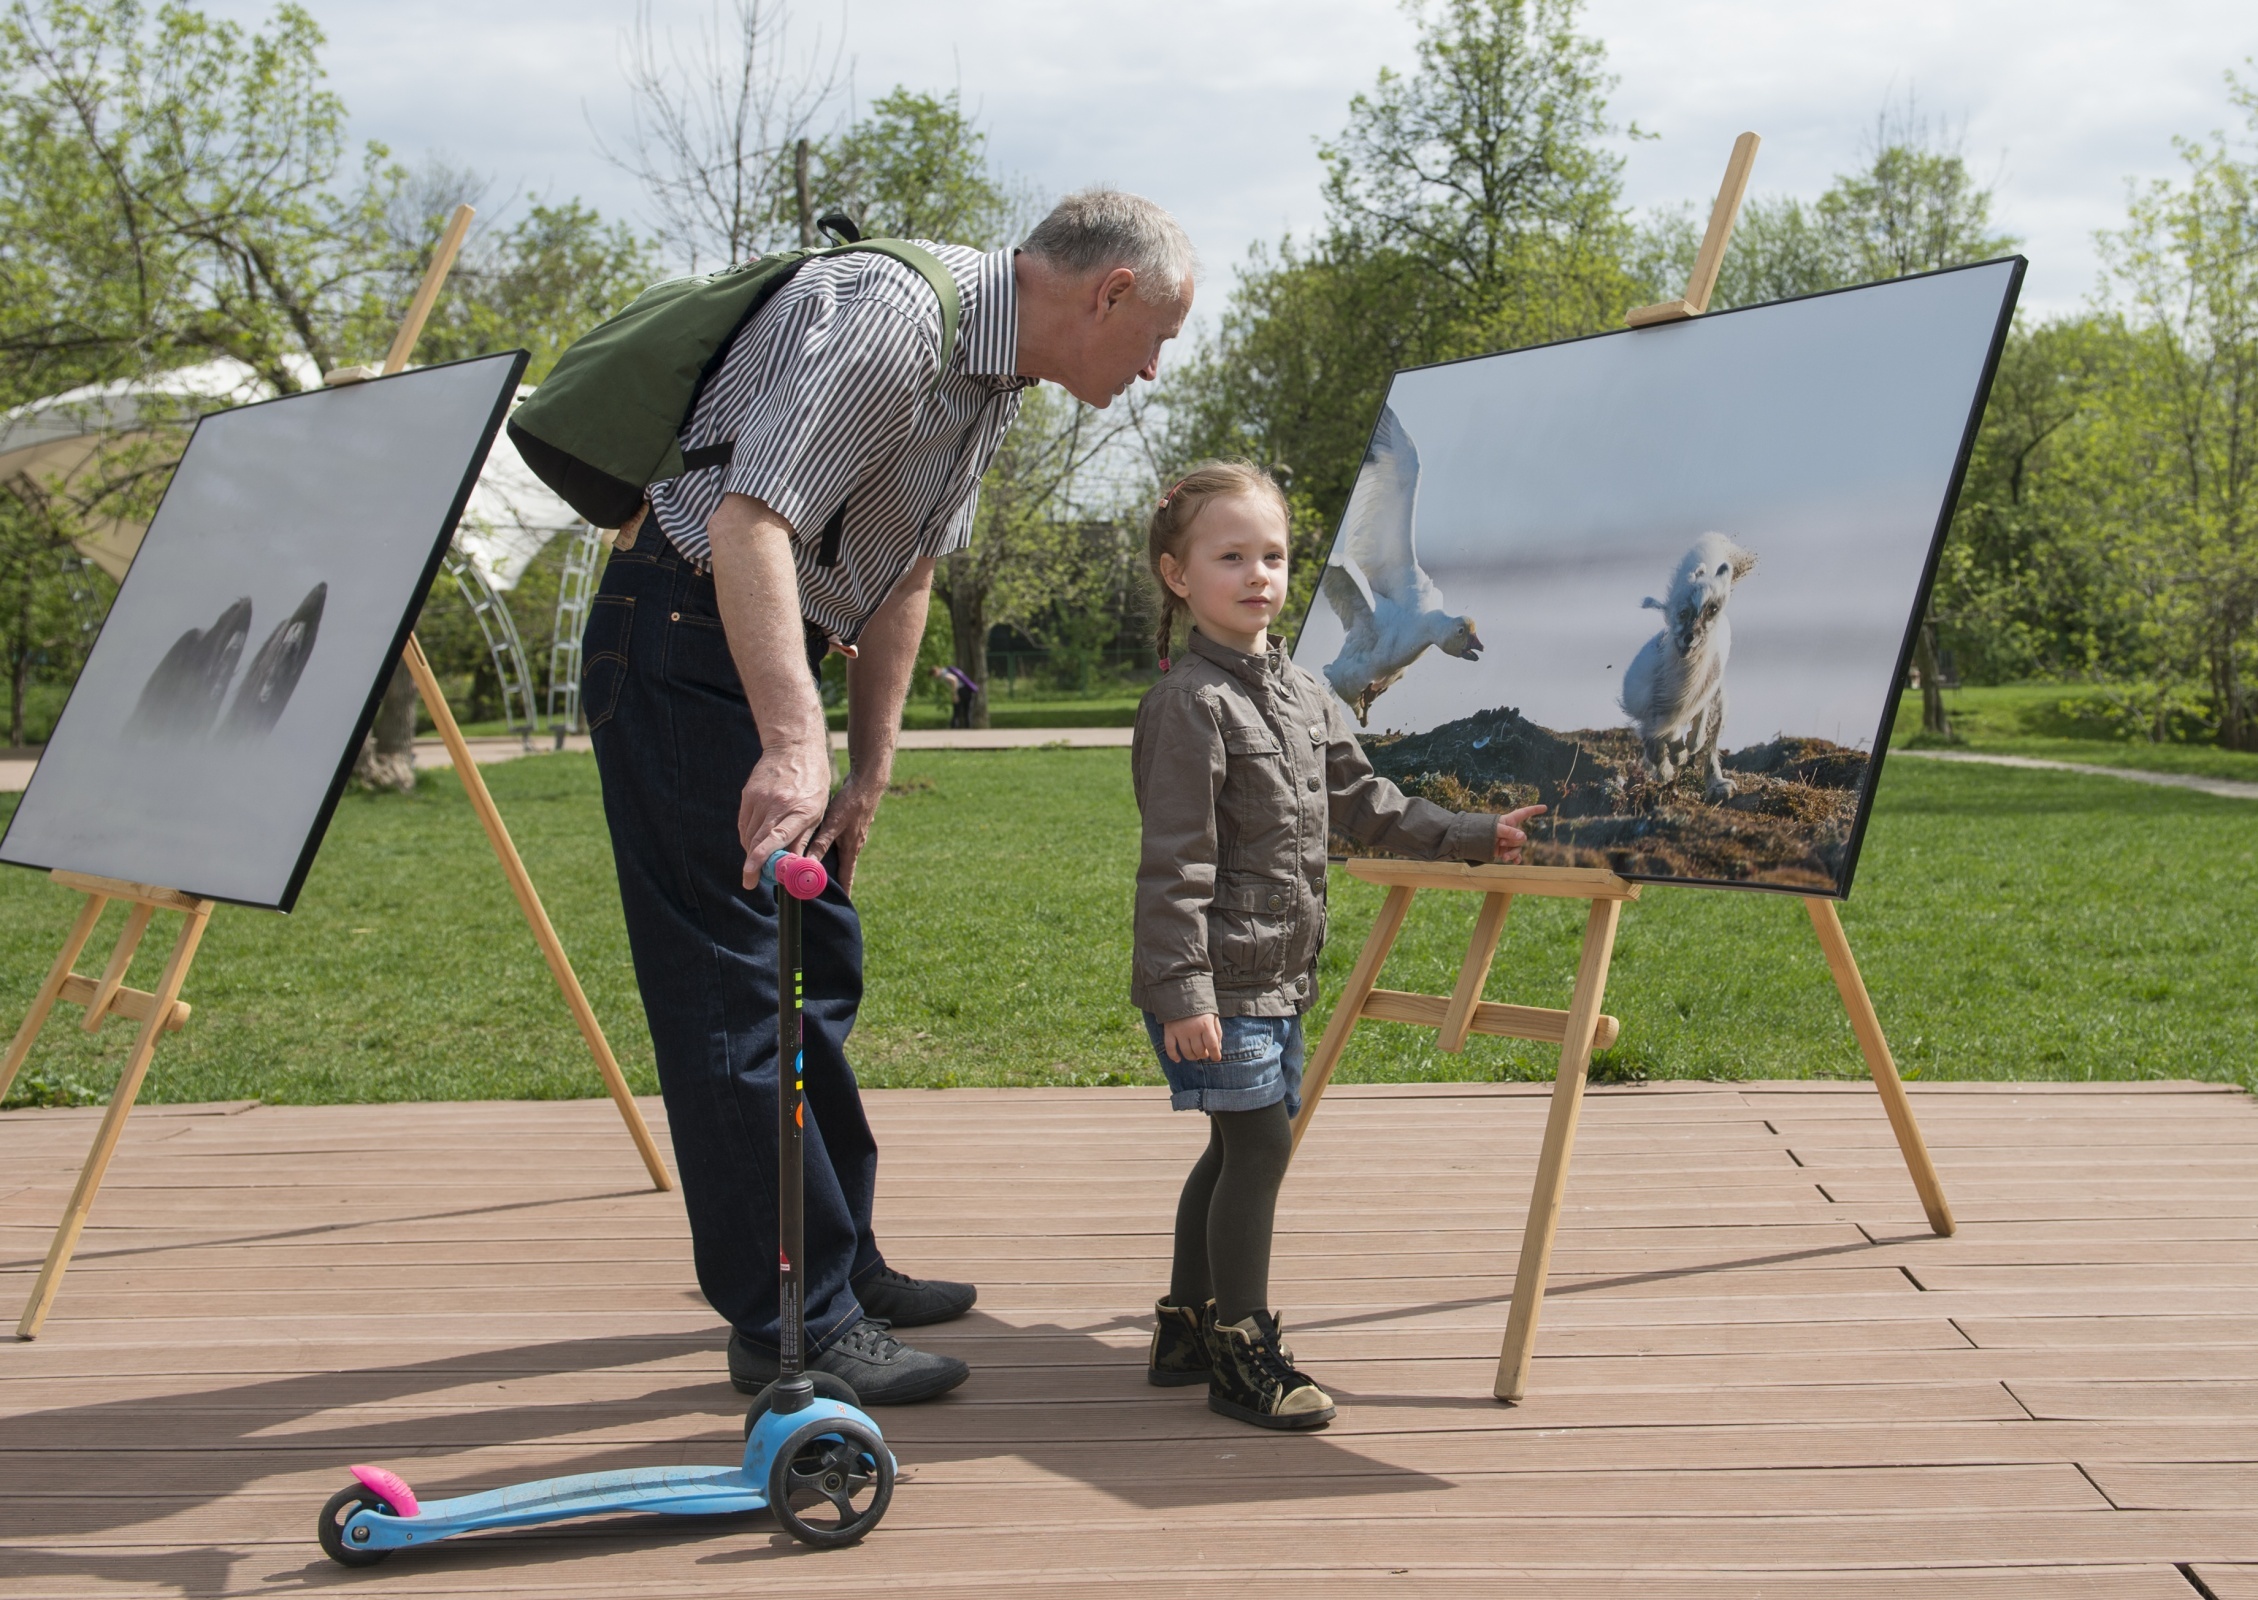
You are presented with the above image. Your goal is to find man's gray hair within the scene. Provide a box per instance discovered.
[1021,188,1197,304]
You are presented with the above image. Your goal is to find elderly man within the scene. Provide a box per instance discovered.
[583,190,1195,1402]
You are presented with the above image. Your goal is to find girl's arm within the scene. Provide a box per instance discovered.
[1320,694,1514,861]
[1130,686,1229,1027]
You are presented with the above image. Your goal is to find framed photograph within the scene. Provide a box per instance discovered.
[1291,259,2024,896]
[1,351,531,910]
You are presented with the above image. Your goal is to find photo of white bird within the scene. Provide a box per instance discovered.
[1319,404,1485,725]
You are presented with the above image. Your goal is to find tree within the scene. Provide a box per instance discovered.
[599,0,840,269]
[1320,0,1639,349]
[0,475,108,745]
[2090,72,2258,749]
[0,0,405,400]
[352,166,661,384]
[1166,0,1640,544]
[1926,319,2119,687]
[1632,194,1842,309]
[816,87,1026,247]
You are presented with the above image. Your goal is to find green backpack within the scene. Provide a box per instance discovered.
[507,222,961,530]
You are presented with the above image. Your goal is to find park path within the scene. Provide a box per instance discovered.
[0,727,1137,796]
[1890,746,2258,801]
[8,735,2252,800]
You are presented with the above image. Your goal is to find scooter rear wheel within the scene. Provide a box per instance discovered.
[317,1483,396,1567]
[768,1415,893,1548]
[743,1372,862,1437]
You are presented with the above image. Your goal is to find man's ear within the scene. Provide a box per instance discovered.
[1096,266,1137,315]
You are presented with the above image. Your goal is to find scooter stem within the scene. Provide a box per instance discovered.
[762,850,828,1417]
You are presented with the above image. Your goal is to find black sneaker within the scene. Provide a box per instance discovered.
[728,1319,969,1404]
[1148,1297,1212,1387]
[857,1264,977,1327]
[1207,1310,1334,1430]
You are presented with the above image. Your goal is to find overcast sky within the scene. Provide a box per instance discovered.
[199,0,2257,322]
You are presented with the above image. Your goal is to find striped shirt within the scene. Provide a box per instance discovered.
[643,242,1031,647]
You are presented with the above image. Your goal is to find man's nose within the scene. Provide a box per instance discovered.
[1139,353,1161,382]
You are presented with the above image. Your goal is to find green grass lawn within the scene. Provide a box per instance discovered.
[1892,684,2258,782]
[3,747,2253,1109]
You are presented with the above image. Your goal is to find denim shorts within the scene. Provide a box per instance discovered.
[1141,1012,1305,1118]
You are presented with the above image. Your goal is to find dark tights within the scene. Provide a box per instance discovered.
[1168,1103,1293,1324]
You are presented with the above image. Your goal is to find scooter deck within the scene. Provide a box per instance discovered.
[349,1465,766,1550]
[341,1399,885,1554]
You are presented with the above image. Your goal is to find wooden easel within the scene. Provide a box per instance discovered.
[2,205,670,1340]
[1288,135,1955,1403]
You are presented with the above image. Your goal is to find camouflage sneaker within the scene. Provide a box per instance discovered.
[1208,1310,1334,1430]
[1147,1298,1213,1387]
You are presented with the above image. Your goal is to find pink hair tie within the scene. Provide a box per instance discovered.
[1158,657,1171,672]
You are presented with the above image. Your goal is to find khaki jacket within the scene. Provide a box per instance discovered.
[1131,630,1500,1020]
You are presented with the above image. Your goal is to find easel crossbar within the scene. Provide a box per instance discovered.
[1361,988,1621,1050]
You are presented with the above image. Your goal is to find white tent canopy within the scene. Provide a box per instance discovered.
[0,358,582,590]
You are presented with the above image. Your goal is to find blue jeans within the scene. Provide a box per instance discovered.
[1142,1012,1306,1118]
[584,536,879,1359]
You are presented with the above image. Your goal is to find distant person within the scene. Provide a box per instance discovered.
[1129,461,1544,1429]
[932,663,979,728]
[583,190,1196,1405]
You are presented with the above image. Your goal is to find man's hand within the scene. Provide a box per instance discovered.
[808,767,885,892]
[1496,803,1547,864]
[738,740,833,886]
[1162,1013,1223,1064]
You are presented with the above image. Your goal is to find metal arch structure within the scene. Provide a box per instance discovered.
[442,545,538,748]
[545,524,603,747]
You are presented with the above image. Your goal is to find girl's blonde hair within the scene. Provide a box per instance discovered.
[1146,460,1290,667]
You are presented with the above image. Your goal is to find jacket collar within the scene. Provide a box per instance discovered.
[1187,627,1285,689]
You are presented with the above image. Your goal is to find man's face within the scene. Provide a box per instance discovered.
[1060,269,1193,409]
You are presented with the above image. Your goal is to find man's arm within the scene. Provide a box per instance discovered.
[708,492,832,889]
[808,556,933,890]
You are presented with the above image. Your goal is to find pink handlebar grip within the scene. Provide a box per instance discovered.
[774,853,829,901]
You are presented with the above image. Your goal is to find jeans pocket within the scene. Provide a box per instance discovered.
[581,594,634,731]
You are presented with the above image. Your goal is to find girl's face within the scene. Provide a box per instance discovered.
[1159,492,1290,656]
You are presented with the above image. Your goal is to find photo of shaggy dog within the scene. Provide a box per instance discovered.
[1621,533,1758,801]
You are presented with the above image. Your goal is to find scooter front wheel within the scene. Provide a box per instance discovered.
[768,1415,893,1548]
[316,1483,396,1567]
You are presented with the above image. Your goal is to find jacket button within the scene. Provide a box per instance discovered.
[1267,893,1283,910]
[1307,776,1320,792]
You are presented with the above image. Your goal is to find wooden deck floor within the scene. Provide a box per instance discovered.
[5,1080,2258,1597]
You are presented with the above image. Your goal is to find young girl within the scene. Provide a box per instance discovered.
[1130,460,1544,1430]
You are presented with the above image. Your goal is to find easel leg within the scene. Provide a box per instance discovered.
[401,636,673,1192]
[1289,885,1415,1157]
[1804,898,1954,1237]
[0,893,108,1102]
[17,903,210,1339]
[1494,895,1623,1401]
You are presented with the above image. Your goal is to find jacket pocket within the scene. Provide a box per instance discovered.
[1208,871,1291,980]
[580,594,634,731]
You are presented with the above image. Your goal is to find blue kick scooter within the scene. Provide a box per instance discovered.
[316,850,893,1565]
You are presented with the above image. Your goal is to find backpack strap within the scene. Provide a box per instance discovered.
[836,239,962,377]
